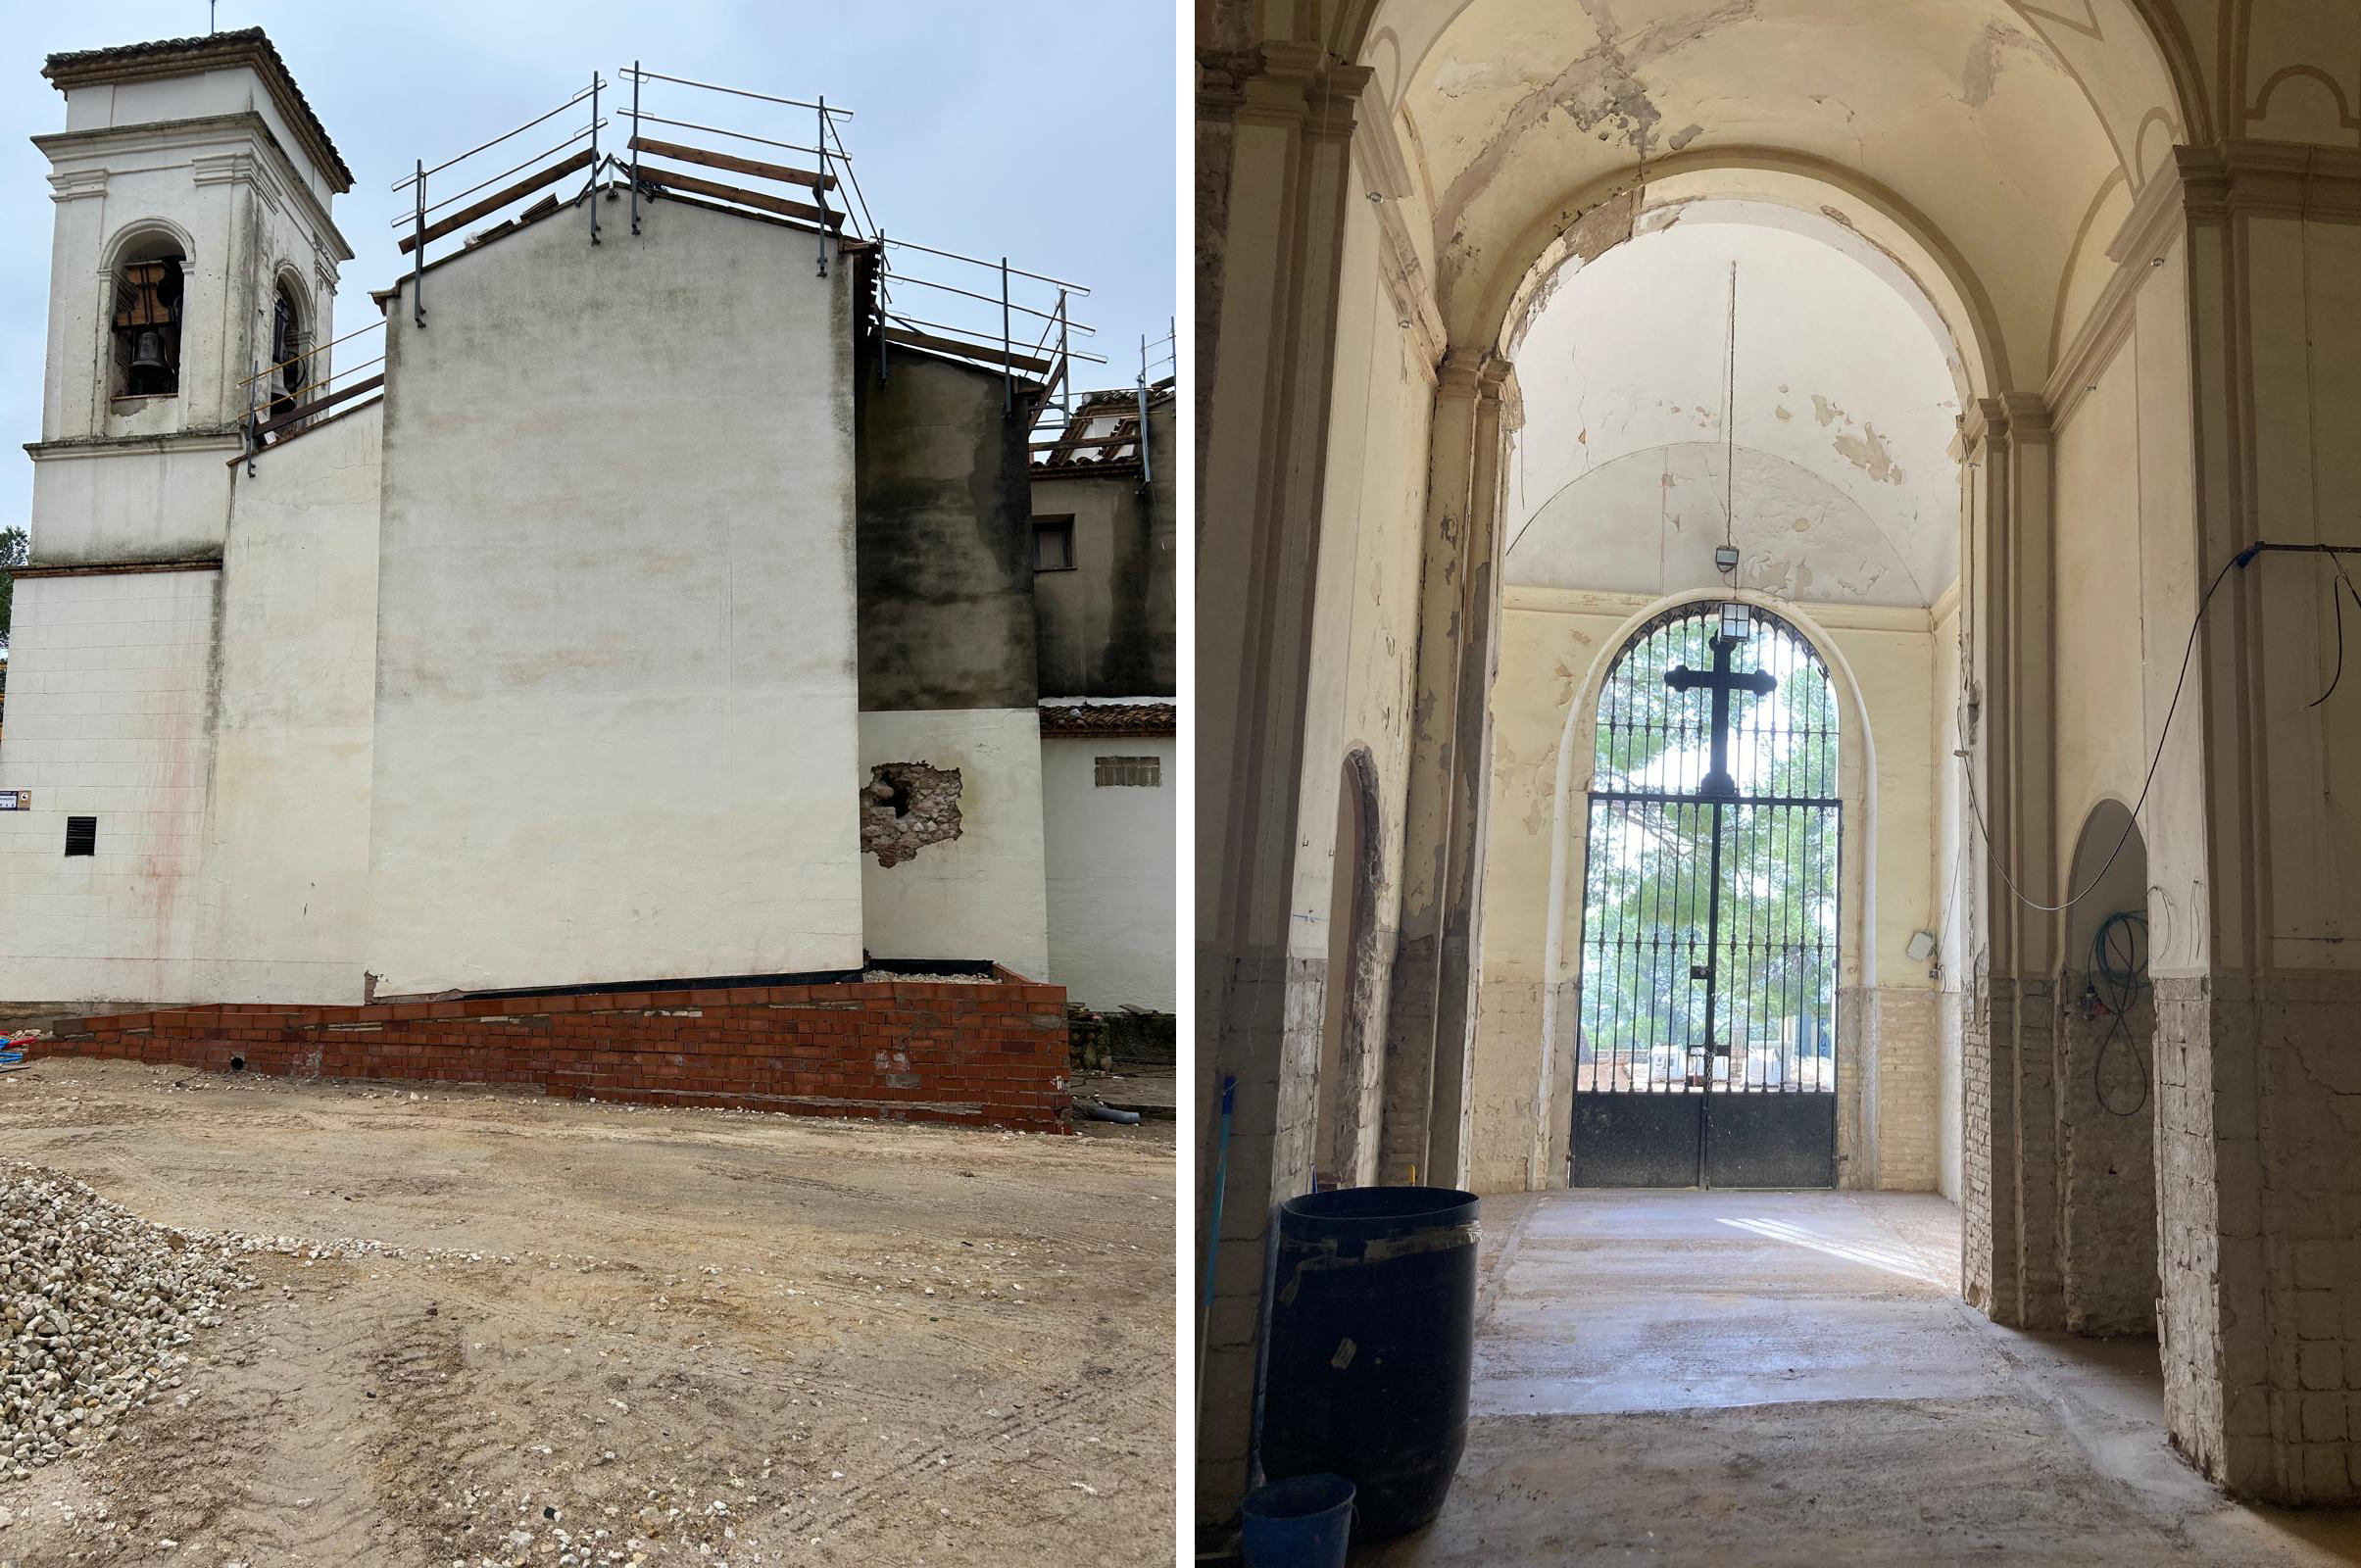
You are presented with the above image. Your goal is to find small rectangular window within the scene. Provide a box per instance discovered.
[1094,756,1160,788]
[64,815,97,858]
[1034,516,1075,572]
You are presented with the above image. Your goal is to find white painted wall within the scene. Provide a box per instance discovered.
[206,402,382,1002]
[858,708,1050,980]
[366,199,864,994]
[1041,733,1175,1009]
[0,567,221,1003]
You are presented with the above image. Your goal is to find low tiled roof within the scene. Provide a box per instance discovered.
[44,27,353,192]
[1039,700,1176,738]
[1031,376,1174,471]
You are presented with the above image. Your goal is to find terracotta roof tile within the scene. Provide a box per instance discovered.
[44,27,352,192]
[1038,701,1176,737]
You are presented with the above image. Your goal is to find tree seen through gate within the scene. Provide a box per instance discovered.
[1573,601,1841,1187]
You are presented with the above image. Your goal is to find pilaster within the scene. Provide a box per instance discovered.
[1377,346,1488,1186]
[1194,36,1373,1534]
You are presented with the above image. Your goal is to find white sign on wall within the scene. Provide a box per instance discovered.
[0,791,27,810]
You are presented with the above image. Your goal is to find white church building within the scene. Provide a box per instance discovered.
[0,29,1175,1011]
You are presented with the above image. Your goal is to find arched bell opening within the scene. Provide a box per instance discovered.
[110,232,187,402]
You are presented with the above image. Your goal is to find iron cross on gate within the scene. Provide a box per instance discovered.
[1665,629,1778,799]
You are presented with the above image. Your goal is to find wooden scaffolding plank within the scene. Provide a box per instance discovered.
[627,135,838,191]
[398,149,595,255]
[883,324,1053,375]
[253,373,385,439]
[635,161,840,228]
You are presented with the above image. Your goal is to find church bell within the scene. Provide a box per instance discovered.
[130,328,168,374]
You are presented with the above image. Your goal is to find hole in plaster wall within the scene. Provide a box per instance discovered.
[861,763,962,867]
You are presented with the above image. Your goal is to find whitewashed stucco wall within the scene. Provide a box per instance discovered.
[366,199,864,994]
[859,708,1051,981]
[0,567,220,1003]
[1040,732,1175,1009]
[205,402,382,1002]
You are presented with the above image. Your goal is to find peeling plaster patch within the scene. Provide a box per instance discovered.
[1818,204,1856,230]
[1668,122,1703,150]
[1431,1,1755,275]
[1962,20,2062,109]
[1774,405,1793,421]
[1833,422,1906,485]
[1811,393,1844,427]
[861,762,962,868]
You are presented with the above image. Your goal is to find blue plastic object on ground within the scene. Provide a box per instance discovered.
[1242,1472,1355,1568]
[0,1035,28,1067]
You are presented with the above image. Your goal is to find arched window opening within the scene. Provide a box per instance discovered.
[1572,600,1842,1188]
[269,281,308,423]
[112,242,185,400]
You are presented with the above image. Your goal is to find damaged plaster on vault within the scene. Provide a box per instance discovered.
[861,762,963,867]
[1501,215,1960,610]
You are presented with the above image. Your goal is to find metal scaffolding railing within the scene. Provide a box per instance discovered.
[1029,319,1175,487]
[239,61,1111,467]
[234,312,387,469]
[613,64,1106,415]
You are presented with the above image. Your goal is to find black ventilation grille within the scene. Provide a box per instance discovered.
[64,816,96,858]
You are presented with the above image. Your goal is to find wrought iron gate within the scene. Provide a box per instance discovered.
[1570,602,1841,1188]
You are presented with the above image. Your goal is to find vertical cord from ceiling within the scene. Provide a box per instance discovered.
[1723,259,1738,553]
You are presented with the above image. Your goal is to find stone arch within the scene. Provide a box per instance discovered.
[2056,797,2156,1336]
[266,263,316,418]
[1317,744,1390,1188]
[1320,0,2200,388]
[103,216,198,270]
[1483,158,2007,399]
[1534,589,1881,1189]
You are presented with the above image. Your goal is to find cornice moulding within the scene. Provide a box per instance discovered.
[36,113,352,264]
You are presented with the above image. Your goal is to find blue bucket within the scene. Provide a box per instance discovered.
[1242,1472,1355,1567]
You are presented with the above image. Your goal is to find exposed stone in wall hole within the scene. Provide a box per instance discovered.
[861,763,961,867]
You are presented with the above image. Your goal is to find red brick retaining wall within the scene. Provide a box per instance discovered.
[36,978,1071,1133]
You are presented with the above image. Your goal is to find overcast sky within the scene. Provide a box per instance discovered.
[0,1,1176,543]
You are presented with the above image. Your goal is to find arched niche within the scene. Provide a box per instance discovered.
[1317,746,1390,1189]
[2057,797,2157,1337]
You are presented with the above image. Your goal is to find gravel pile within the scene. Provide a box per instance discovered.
[1,1162,251,1478]
[861,969,994,985]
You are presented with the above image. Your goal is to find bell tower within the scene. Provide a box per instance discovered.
[27,28,353,564]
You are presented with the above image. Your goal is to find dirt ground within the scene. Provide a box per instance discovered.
[0,1056,1175,1567]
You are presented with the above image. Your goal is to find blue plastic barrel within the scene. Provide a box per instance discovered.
[1241,1472,1355,1567]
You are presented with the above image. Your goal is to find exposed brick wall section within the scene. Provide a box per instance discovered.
[2055,976,2157,1338]
[37,979,1072,1133]
[1874,988,1940,1192]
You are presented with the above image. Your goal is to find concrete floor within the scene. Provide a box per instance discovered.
[1357,1190,2361,1566]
